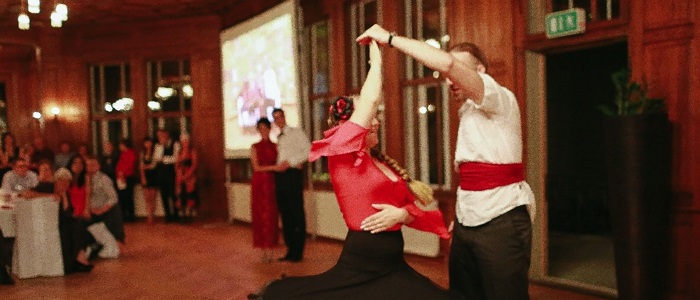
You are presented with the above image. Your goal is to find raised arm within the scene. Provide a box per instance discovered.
[356,24,485,104]
[348,40,382,128]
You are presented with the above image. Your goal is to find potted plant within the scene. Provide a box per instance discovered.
[598,68,666,116]
[600,68,672,300]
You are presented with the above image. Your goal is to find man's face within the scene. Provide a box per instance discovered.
[86,159,100,174]
[14,161,29,177]
[272,111,286,129]
[446,51,483,102]
[157,131,169,143]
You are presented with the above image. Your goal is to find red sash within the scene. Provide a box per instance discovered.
[458,162,524,191]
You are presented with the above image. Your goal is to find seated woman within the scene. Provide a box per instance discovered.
[59,155,94,274]
[254,41,453,300]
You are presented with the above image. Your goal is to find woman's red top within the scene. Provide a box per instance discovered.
[309,121,449,239]
[68,184,87,218]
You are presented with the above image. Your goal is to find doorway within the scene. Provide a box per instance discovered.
[545,42,627,289]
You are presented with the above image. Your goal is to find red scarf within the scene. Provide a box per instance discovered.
[459,162,524,191]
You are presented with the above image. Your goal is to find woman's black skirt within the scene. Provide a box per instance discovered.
[260,230,453,300]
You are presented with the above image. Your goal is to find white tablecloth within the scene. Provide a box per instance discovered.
[11,196,64,278]
[0,208,15,237]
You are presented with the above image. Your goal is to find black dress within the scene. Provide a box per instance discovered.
[260,230,454,300]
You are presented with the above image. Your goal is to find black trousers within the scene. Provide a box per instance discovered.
[117,176,136,222]
[449,205,532,300]
[0,230,14,268]
[157,165,178,221]
[274,168,306,260]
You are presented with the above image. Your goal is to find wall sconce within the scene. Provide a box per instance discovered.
[51,106,60,117]
[32,111,45,132]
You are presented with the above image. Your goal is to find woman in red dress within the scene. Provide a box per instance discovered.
[250,117,279,263]
[255,41,453,299]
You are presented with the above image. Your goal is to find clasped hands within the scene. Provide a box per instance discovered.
[356,24,392,47]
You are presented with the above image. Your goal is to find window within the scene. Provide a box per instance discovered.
[146,59,192,140]
[302,21,333,183]
[345,0,379,93]
[402,0,452,188]
[343,0,386,152]
[89,63,132,156]
[550,0,620,21]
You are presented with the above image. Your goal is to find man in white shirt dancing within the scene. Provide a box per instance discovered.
[357,25,535,299]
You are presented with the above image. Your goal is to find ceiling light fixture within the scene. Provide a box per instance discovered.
[17,0,69,30]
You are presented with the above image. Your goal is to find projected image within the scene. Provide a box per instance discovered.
[221,1,300,158]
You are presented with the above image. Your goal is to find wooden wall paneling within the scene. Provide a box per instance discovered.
[679,212,700,299]
[643,0,693,29]
[670,208,694,296]
[301,0,328,25]
[7,56,42,146]
[325,0,346,96]
[636,0,700,298]
[688,1,700,298]
[129,56,148,150]
[190,51,227,221]
[379,0,404,163]
[642,41,691,190]
[219,0,284,30]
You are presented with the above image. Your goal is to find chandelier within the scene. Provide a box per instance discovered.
[17,0,69,30]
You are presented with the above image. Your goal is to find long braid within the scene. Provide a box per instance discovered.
[370,148,435,205]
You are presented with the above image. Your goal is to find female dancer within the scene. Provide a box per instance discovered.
[256,41,452,299]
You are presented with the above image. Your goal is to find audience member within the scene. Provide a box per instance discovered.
[139,137,159,224]
[0,158,38,193]
[116,139,137,222]
[175,134,198,222]
[0,132,19,181]
[18,143,35,172]
[99,141,119,182]
[54,141,76,170]
[30,136,55,167]
[77,143,89,159]
[62,156,94,273]
[154,129,180,223]
[85,157,123,259]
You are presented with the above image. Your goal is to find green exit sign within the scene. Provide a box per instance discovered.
[545,8,586,38]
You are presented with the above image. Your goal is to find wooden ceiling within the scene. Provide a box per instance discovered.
[0,0,299,61]
[0,0,247,30]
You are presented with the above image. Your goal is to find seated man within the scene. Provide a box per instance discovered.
[85,157,124,259]
[0,158,39,193]
[0,158,38,285]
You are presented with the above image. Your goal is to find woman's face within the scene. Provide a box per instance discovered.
[70,158,84,174]
[365,117,380,149]
[38,163,53,180]
[257,123,271,139]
